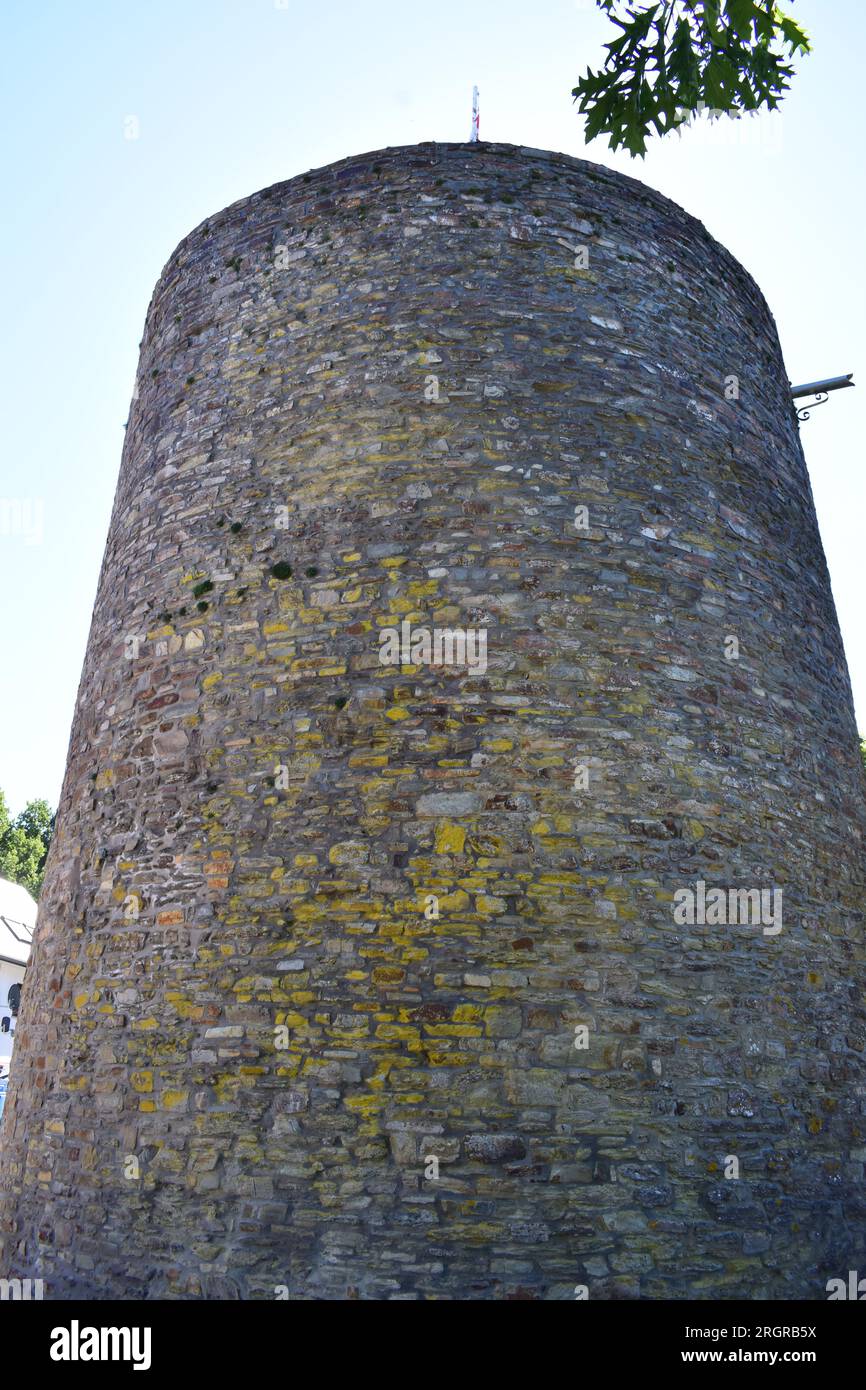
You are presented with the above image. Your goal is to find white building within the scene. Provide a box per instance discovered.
[0,877,36,1069]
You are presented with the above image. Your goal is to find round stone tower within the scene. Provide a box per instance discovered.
[2,143,864,1300]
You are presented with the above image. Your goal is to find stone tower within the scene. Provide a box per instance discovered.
[1,143,864,1300]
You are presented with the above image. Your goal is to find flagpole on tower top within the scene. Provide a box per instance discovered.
[470,86,480,142]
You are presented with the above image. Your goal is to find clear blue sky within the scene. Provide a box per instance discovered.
[1,0,862,814]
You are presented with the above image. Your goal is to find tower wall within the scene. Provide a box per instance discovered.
[2,143,864,1299]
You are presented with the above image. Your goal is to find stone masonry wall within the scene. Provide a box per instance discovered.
[1,142,864,1299]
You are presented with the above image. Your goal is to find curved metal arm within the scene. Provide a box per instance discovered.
[796,392,829,423]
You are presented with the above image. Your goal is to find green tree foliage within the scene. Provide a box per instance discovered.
[0,790,55,899]
[573,1,811,157]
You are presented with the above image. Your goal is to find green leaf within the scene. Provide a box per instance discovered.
[725,0,758,39]
[776,13,811,54]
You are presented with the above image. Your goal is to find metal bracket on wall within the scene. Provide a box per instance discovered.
[795,391,829,422]
[790,373,854,423]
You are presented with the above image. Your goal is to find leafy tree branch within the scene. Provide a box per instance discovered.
[573,1,811,157]
[0,790,55,899]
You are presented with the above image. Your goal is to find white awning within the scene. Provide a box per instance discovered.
[0,877,36,966]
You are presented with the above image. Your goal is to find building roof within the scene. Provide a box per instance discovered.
[0,877,36,966]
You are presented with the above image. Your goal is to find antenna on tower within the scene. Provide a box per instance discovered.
[470,86,480,143]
